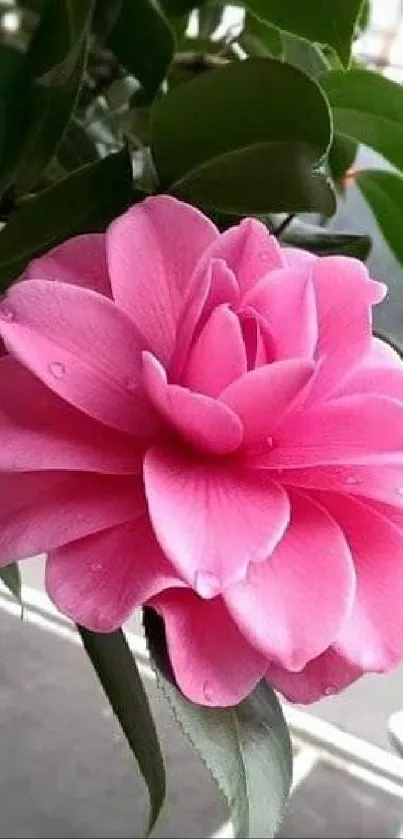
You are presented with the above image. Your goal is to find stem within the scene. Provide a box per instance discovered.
[274,213,296,238]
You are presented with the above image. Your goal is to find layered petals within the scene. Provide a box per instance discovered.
[266,648,362,704]
[225,490,355,671]
[150,588,266,706]
[23,234,111,297]
[144,445,290,595]
[46,516,183,632]
[182,305,247,397]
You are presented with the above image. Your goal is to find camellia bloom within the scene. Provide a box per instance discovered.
[1,195,403,707]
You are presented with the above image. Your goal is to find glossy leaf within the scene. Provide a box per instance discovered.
[322,69,403,173]
[108,0,174,98]
[240,12,283,59]
[0,564,22,603]
[16,0,94,193]
[357,169,403,269]
[282,32,329,77]
[160,0,207,13]
[244,0,362,64]
[0,148,133,289]
[282,220,371,260]
[198,1,223,38]
[0,46,30,194]
[152,58,333,214]
[93,0,122,41]
[145,609,292,839]
[328,132,357,189]
[78,626,165,834]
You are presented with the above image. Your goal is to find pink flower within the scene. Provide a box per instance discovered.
[1,196,403,707]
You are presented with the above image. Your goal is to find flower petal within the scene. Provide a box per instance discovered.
[225,490,355,671]
[46,516,182,631]
[282,246,317,269]
[257,396,403,469]
[317,492,403,671]
[182,305,247,397]
[266,648,362,704]
[308,257,385,402]
[0,280,158,436]
[107,196,218,366]
[0,471,146,564]
[144,444,290,594]
[244,268,318,360]
[280,463,403,509]
[149,589,266,706]
[142,351,243,455]
[221,360,315,448]
[0,355,142,473]
[23,234,111,296]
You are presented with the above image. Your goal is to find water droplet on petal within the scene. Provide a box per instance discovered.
[90,562,103,573]
[194,570,221,598]
[324,684,337,696]
[396,488,403,497]
[344,475,360,487]
[48,361,66,379]
[203,681,214,703]
[0,302,14,322]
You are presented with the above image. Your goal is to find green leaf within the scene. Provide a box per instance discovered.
[328,132,357,188]
[0,148,133,289]
[240,12,283,59]
[16,0,94,194]
[282,32,329,77]
[78,626,165,835]
[108,0,174,98]
[151,58,334,215]
[244,0,362,65]
[282,220,371,260]
[93,0,122,42]
[145,609,292,839]
[0,564,22,603]
[321,69,403,173]
[160,0,207,14]
[198,1,222,38]
[0,46,30,194]
[356,169,403,269]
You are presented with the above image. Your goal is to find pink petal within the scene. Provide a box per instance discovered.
[333,365,403,400]
[0,471,146,564]
[142,351,243,455]
[282,246,317,269]
[182,305,247,397]
[23,234,111,297]
[192,217,284,299]
[308,257,385,402]
[144,444,290,594]
[243,268,318,360]
[0,355,142,474]
[365,336,401,368]
[0,280,159,437]
[256,396,403,469]
[280,463,403,508]
[107,196,218,366]
[225,490,355,671]
[149,589,266,706]
[46,516,183,631]
[221,360,315,447]
[240,311,268,369]
[317,492,403,671]
[266,648,362,704]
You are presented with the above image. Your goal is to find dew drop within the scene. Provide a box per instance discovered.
[0,303,14,322]
[90,561,103,573]
[324,684,337,696]
[48,361,66,379]
[203,681,214,703]
[194,570,221,598]
[344,475,360,487]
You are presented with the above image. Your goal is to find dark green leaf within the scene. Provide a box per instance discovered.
[108,0,174,98]
[321,69,403,172]
[0,148,133,289]
[78,626,165,834]
[198,1,222,38]
[93,0,122,42]
[0,46,30,194]
[282,32,329,77]
[0,564,22,603]
[16,0,94,194]
[244,0,362,64]
[357,169,403,269]
[145,609,292,839]
[328,132,357,188]
[151,58,333,214]
[240,12,283,59]
[160,0,207,14]
[283,220,371,260]
[56,119,99,172]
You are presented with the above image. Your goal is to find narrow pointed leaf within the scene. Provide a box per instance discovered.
[0,563,22,603]
[78,625,166,835]
[357,169,403,269]
[108,0,174,98]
